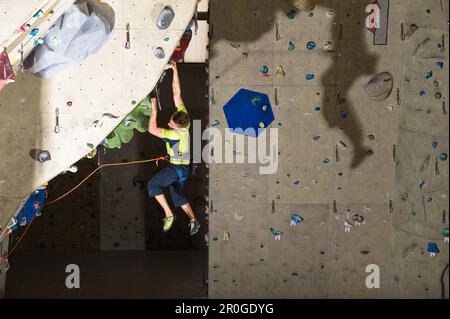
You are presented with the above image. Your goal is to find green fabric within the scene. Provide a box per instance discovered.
[104,97,152,149]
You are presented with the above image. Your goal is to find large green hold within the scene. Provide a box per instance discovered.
[104,97,152,149]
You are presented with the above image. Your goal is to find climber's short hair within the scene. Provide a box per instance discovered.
[171,111,190,128]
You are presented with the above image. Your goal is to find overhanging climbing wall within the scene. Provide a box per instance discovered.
[208,0,448,298]
[0,0,199,237]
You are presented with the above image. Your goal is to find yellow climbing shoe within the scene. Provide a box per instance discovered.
[163,215,176,232]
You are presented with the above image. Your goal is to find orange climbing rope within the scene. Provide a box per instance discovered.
[5,155,168,258]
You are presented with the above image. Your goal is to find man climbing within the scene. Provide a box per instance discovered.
[147,62,200,236]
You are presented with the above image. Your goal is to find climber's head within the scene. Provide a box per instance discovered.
[169,111,190,129]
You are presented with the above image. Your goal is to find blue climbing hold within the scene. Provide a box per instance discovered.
[306,73,315,80]
[290,214,303,225]
[323,158,330,164]
[314,106,321,112]
[340,111,349,119]
[306,41,316,50]
[427,242,439,254]
[419,90,426,96]
[432,141,439,149]
[425,71,433,79]
[436,61,444,69]
[293,180,300,186]
[29,28,39,36]
[439,153,448,161]
[223,89,275,137]
[312,135,321,141]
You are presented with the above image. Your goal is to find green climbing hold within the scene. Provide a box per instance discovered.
[87,143,94,149]
[104,97,152,149]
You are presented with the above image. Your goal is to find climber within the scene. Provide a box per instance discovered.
[147,61,200,236]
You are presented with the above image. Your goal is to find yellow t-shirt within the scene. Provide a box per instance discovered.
[161,104,190,165]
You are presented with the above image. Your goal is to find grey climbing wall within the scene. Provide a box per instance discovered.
[209,0,448,298]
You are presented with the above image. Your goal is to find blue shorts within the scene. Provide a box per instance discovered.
[147,164,190,208]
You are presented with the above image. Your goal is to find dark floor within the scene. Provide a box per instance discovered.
[6,250,206,299]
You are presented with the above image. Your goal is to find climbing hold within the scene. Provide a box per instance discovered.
[288,41,296,51]
[308,12,314,17]
[360,250,370,255]
[433,81,440,87]
[439,153,448,161]
[404,24,418,40]
[242,52,248,61]
[436,61,444,69]
[322,158,330,164]
[443,228,449,243]
[319,250,325,255]
[326,10,336,18]
[153,47,165,59]
[230,42,241,49]
[251,97,262,105]
[432,141,439,149]
[87,148,97,159]
[212,236,219,241]
[67,101,73,107]
[156,5,175,30]
[259,122,265,128]
[426,197,432,203]
[293,180,300,186]
[409,209,417,217]
[427,242,439,257]
[419,90,426,96]
[323,41,334,51]
[351,214,364,225]
[419,179,426,189]
[260,65,269,75]
[87,143,94,149]
[34,38,44,46]
[292,272,299,276]
[270,228,283,240]
[305,73,315,80]
[287,9,297,19]
[291,0,317,11]
[367,134,375,141]
[37,150,51,162]
[306,41,316,50]
[365,72,393,101]
[314,106,321,112]
[163,37,170,42]
[290,214,303,226]
[435,92,442,99]
[262,105,268,111]
[276,65,286,78]
[33,10,44,18]
[29,28,39,36]
[210,120,220,126]
[339,111,348,119]
[425,71,433,79]
[241,172,249,178]
[223,231,230,240]
[312,135,321,141]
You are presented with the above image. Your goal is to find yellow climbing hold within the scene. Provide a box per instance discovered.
[259,122,265,128]
[262,105,267,111]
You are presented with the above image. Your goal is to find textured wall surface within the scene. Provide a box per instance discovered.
[208,0,448,298]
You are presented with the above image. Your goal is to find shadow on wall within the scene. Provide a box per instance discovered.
[211,0,378,168]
